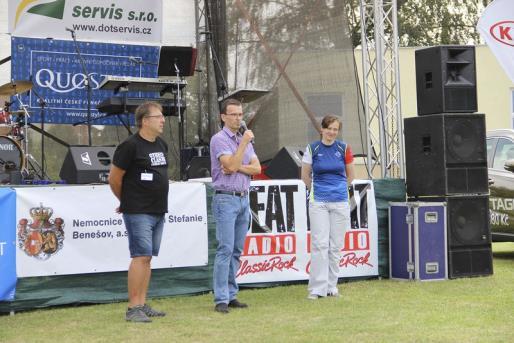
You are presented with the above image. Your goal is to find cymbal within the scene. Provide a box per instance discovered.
[0,80,32,96]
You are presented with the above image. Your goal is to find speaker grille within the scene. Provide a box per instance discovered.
[444,87,477,112]
[449,246,493,278]
[446,167,488,194]
[447,196,490,247]
[445,116,485,164]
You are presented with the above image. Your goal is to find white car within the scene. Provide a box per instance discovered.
[486,129,514,242]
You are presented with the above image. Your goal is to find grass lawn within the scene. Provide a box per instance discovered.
[1,242,513,343]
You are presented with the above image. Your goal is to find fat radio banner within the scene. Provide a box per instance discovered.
[236,179,378,284]
[11,36,159,125]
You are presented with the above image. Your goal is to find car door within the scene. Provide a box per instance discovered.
[488,136,514,240]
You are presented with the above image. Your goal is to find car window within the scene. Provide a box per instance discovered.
[486,138,497,167]
[492,138,514,170]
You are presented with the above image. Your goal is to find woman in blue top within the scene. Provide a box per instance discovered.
[301,114,354,299]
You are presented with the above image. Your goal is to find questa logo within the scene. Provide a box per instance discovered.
[14,0,65,28]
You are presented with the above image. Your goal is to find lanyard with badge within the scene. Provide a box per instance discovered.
[141,170,153,181]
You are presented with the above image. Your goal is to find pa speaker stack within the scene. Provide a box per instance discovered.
[405,45,493,279]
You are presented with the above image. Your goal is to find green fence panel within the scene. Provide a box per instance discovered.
[373,178,406,278]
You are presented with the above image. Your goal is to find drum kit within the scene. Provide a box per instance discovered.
[0,80,42,184]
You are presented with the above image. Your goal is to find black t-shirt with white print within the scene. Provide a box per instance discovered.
[113,133,169,214]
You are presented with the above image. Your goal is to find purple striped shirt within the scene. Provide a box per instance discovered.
[210,126,257,192]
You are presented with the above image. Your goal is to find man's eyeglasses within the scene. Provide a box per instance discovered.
[145,114,165,119]
[224,113,243,117]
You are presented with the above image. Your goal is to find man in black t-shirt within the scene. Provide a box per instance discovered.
[108,101,169,323]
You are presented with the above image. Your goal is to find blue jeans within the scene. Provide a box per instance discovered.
[123,213,165,258]
[212,193,250,304]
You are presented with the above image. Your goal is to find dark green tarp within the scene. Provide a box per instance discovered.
[373,178,407,278]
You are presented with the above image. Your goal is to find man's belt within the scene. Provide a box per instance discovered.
[215,190,248,197]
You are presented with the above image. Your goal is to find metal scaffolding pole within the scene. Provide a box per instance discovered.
[195,0,218,140]
[360,0,404,178]
[195,0,207,141]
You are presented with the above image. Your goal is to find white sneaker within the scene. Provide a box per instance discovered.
[307,294,319,300]
[327,291,340,298]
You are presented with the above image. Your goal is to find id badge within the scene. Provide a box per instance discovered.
[141,172,153,181]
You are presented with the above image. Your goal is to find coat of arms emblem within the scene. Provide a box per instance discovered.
[18,203,64,260]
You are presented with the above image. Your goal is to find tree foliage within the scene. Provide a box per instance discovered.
[396,0,493,47]
[339,0,492,47]
[221,0,494,88]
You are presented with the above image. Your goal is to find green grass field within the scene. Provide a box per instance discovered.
[1,242,513,343]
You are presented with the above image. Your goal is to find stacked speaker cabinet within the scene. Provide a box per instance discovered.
[405,45,493,279]
[416,45,477,115]
[404,113,488,197]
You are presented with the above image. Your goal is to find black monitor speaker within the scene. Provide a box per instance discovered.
[186,156,211,179]
[59,146,115,184]
[265,146,304,179]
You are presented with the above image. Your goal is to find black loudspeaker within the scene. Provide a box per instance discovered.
[265,146,304,179]
[416,45,477,115]
[404,113,488,196]
[449,246,493,278]
[446,196,491,247]
[59,146,115,184]
[414,195,493,278]
[180,146,209,179]
[186,156,211,179]
[180,147,196,178]
[447,196,493,278]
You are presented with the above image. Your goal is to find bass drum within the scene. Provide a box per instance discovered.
[0,135,25,184]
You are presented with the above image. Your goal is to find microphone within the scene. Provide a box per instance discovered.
[65,27,75,33]
[174,58,180,75]
[240,120,254,144]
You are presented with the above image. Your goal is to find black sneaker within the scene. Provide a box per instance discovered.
[228,299,248,308]
[214,303,229,314]
[126,305,152,323]
[142,304,166,317]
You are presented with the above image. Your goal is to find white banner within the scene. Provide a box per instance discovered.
[236,179,378,284]
[477,0,514,83]
[8,0,163,44]
[15,183,207,277]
